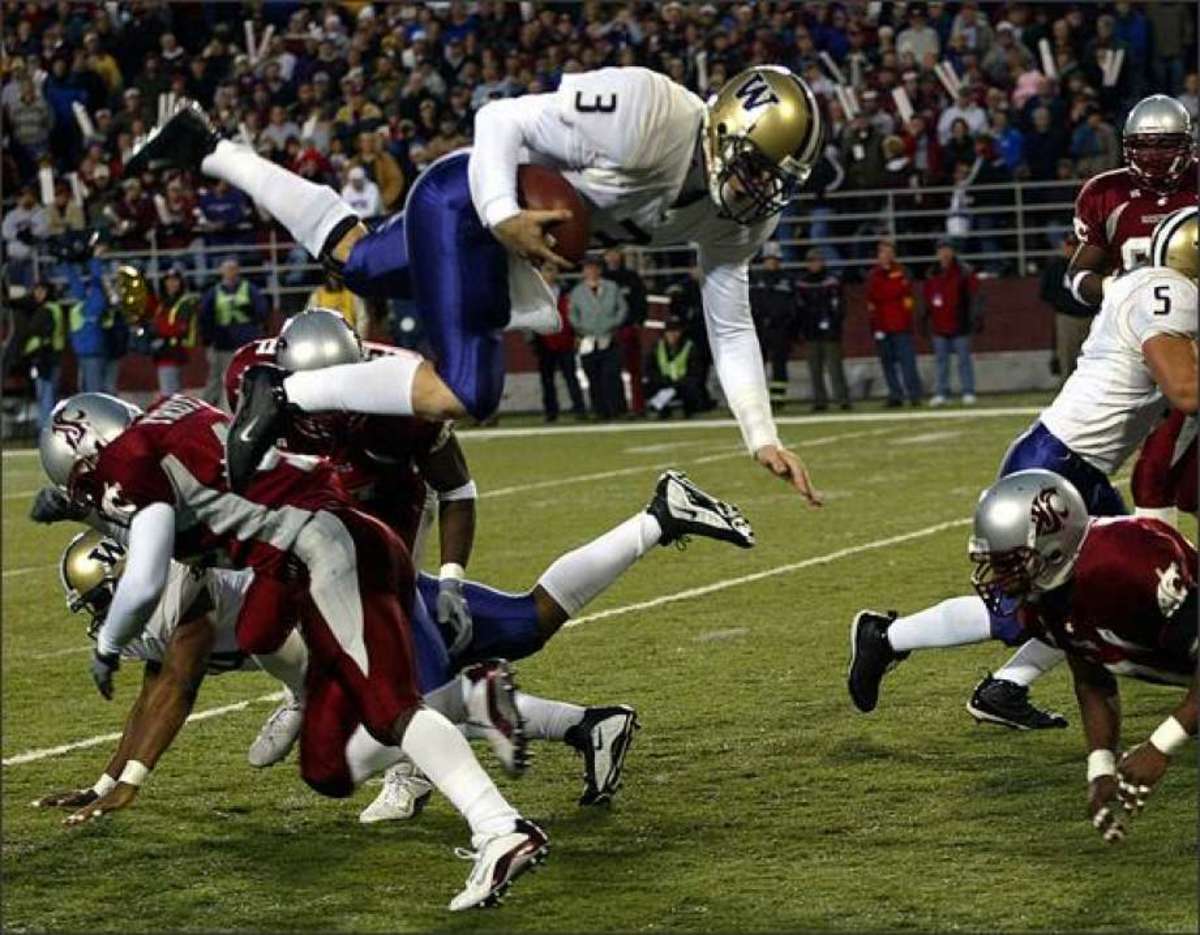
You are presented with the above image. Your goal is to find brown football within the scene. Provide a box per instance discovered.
[516,164,591,265]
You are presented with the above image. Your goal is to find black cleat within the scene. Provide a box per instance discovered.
[225,365,291,492]
[646,470,755,549]
[847,610,909,713]
[124,99,220,177]
[565,705,640,806]
[966,675,1069,730]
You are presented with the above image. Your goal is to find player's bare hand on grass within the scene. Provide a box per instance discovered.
[493,210,574,270]
[64,783,139,826]
[1087,775,1126,843]
[755,445,823,506]
[1117,743,1168,816]
[32,787,98,809]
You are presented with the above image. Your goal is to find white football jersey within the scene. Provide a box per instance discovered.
[1040,266,1198,474]
[122,564,257,675]
[469,67,778,452]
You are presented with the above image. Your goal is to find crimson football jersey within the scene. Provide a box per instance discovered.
[1020,517,1197,686]
[1073,166,1199,272]
[225,339,446,547]
[87,395,348,571]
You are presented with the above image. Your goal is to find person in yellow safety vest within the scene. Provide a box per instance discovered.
[305,270,370,339]
[152,265,200,397]
[199,257,267,408]
[643,316,705,420]
[21,280,66,427]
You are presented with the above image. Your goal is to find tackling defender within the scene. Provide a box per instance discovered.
[848,207,1198,728]
[124,65,826,502]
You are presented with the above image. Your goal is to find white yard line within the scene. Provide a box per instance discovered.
[3,564,55,579]
[2,692,285,767]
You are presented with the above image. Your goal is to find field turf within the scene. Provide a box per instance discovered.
[2,397,1196,933]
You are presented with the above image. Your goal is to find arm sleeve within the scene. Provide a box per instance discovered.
[699,257,778,454]
[96,503,176,656]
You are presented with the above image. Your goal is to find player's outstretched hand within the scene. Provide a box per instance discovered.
[31,788,98,809]
[1117,742,1169,817]
[755,444,823,506]
[493,209,574,270]
[63,783,139,827]
[1087,775,1126,844]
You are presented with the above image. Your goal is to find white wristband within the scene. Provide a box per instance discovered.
[1149,716,1191,757]
[1086,749,1116,783]
[1069,269,1094,305]
[92,773,118,797]
[439,562,465,582]
[118,759,150,787]
[438,480,477,502]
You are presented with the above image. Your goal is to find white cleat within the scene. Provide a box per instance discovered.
[565,705,640,805]
[448,819,549,911]
[247,693,303,767]
[359,758,434,824]
[647,470,755,549]
[463,660,528,776]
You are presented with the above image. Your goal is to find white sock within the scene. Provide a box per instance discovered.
[515,692,585,742]
[346,725,405,785]
[887,596,992,652]
[992,639,1065,687]
[537,512,661,616]
[201,140,357,257]
[253,629,308,699]
[1135,505,1178,527]
[283,355,419,415]
[400,707,518,838]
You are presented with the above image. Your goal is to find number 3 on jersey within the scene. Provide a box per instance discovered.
[575,91,617,114]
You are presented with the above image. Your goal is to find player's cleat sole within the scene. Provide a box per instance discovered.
[647,470,755,549]
[225,365,291,492]
[448,819,549,911]
[463,660,528,777]
[966,674,1069,730]
[566,705,640,806]
[124,99,220,177]
[847,610,908,713]
[247,697,304,767]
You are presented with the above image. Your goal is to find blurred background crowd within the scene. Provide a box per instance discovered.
[2,1,1197,431]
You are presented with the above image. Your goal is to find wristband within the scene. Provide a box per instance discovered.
[1086,749,1116,783]
[1069,269,1094,305]
[1149,716,1191,757]
[438,480,478,502]
[439,562,465,582]
[118,759,150,787]
[92,773,118,797]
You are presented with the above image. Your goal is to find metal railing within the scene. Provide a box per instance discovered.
[18,177,1078,304]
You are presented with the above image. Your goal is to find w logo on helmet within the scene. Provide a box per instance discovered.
[1030,487,1070,535]
[52,408,89,451]
[88,539,126,569]
[735,72,779,111]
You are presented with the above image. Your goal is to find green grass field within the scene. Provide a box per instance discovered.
[2,397,1196,933]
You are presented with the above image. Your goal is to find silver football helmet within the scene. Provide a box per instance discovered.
[59,529,127,638]
[1122,95,1196,193]
[39,393,142,491]
[968,469,1090,612]
[277,308,363,372]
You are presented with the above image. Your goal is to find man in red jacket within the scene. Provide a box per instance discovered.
[922,240,981,406]
[865,240,923,407]
[533,265,586,422]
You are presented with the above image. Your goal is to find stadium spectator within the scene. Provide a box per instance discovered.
[6,76,54,176]
[1039,232,1096,380]
[197,178,253,270]
[795,250,850,412]
[151,265,198,397]
[896,4,941,64]
[569,255,626,421]
[534,265,586,424]
[199,258,268,408]
[750,251,797,403]
[1070,106,1119,176]
[922,241,981,405]
[1147,3,1192,95]
[644,316,705,420]
[3,186,48,287]
[20,279,65,427]
[63,253,109,392]
[866,240,922,408]
[936,91,987,145]
[306,270,369,339]
[341,165,383,219]
[45,183,85,237]
[603,248,648,417]
[355,131,405,210]
[108,177,157,252]
[1180,72,1200,128]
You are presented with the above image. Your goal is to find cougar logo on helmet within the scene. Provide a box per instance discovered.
[52,408,89,451]
[1030,486,1070,536]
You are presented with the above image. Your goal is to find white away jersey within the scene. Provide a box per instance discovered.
[1041,266,1198,474]
[122,564,256,675]
[468,67,779,452]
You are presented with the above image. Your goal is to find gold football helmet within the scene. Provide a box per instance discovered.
[1150,206,1199,280]
[703,65,824,225]
[59,530,126,637]
[114,265,151,324]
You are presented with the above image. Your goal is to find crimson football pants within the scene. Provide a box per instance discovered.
[1132,410,1198,515]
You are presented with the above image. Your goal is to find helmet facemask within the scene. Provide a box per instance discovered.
[969,544,1045,614]
[706,132,804,225]
[1124,133,1195,193]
